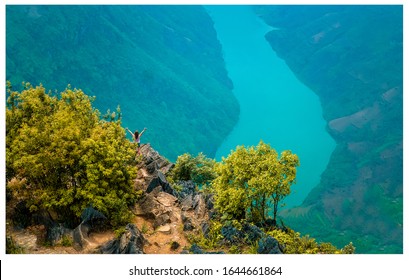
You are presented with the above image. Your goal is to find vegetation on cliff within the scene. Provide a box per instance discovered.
[170,142,353,254]
[6,83,141,227]
[6,85,353,254]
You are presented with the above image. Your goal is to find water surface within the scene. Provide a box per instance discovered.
[207,5,336,207]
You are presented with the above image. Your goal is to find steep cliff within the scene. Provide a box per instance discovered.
[255,5,403,253]
[6,5,239,161]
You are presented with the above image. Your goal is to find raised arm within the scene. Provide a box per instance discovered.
[139,127,147,137]
[125,128,134,137]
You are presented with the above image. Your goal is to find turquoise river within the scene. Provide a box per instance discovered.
[207,5,336,208]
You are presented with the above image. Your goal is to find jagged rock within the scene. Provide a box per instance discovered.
[81,207,107,230]
[31,210,57,229]
[146,176,162,193]
[193,194,207,219]
[135,192,177,228]
[218,223,265,245]
[257,236,282,254]
[47,224,72,246]
[153,214,171,229]
[180,193,208,220]
[11,203,74,246]
[149,185,162,197]
[146,161,159,174]
[181,213,193,231]
[140,144,174,174]
[242,223,264,242]
[180,212,195,231]
[156,192,177,207]
[221,225,245,243]
[201,222,210,237]
[135,194,156,219]
[175,180,196,199]
[183,221,194,231]
[180,195,194,211]
[73,207,107,249]
[157,171,175,195]
[100,224,145,254]
[146,171,176,196]
[73,223,91,249]
[205,194,214,211]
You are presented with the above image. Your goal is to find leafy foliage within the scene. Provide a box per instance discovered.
[341,242,356,254]
[6,84,140,227]
[187,220,224,250]
[212,141,299,223]
[269,228,355,254]
[169,152,217,186]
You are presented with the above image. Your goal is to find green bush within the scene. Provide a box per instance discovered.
[170,152,216,186]
[269,228,353,254]
[341,242,356,254]
[6,84,141,227]
[186,220,223,250]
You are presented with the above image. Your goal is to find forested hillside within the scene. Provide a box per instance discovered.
[255,5,403,253]
[6,5,239,160]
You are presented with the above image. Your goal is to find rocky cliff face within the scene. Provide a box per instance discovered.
[6,5,239,160]
[255,5,403,253]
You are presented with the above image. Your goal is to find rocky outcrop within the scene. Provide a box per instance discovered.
[6,142,294,254]
[10,201,74,246]
[131,145,221,253]
[140,144,174,175]
[176,181,215,237]
[135,191,178,229]
[99,223,145,254]
[73,207,107,250]
[256,5,403,253]
[136,144,175,195]
[257,236,283,254]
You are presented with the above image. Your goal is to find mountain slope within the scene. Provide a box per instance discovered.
[255,5,403,253]
[6,5,239,161]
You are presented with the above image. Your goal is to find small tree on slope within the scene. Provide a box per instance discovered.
[212,141,299,224]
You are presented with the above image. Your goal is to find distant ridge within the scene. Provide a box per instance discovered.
[256,5,403,253]
[6,5,240,161]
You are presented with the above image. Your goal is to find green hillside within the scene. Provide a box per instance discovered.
[6,5,239,161]
[255,5,403,253]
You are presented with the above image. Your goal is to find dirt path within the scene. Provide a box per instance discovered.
[133,211,190,254]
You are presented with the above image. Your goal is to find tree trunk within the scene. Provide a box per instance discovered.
[273,199,278,227]
[261,195,266,221]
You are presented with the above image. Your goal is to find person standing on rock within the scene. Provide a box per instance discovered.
[126,127,147,156]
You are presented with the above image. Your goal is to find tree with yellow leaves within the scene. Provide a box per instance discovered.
[6,83,140,227]
[212,141,299,225]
